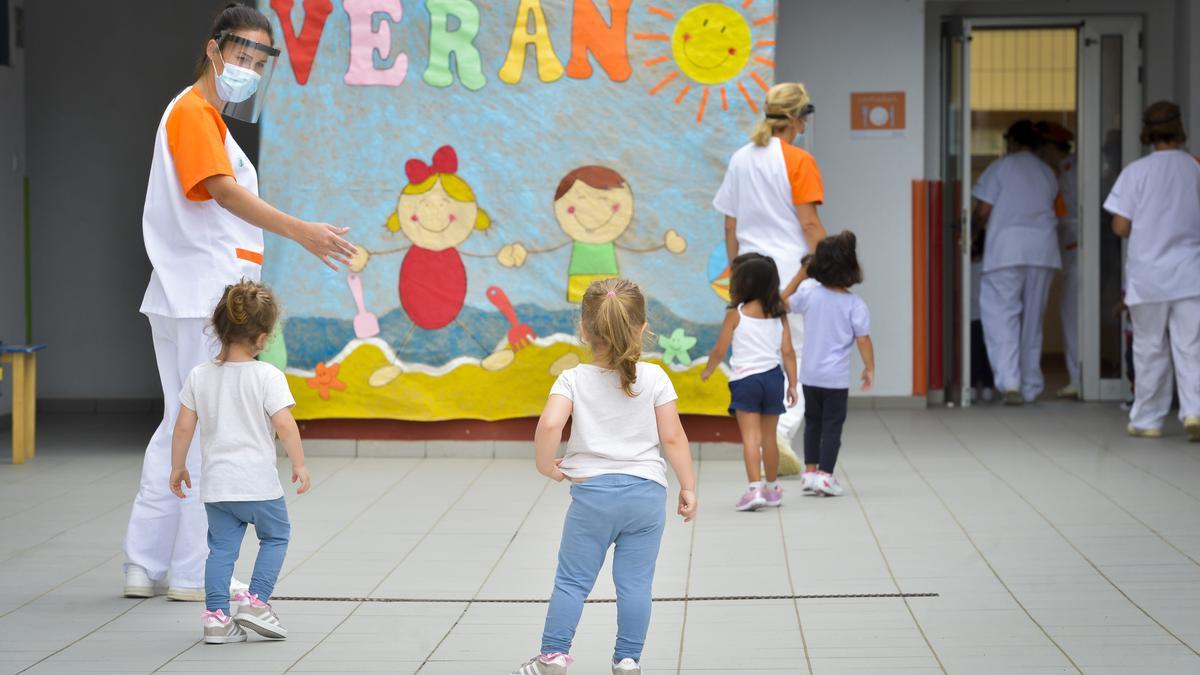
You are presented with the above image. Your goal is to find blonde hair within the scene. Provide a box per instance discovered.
[211,279,279,362]
[397,173,491,231]
[581,278,647,397]
[751,82,811,147]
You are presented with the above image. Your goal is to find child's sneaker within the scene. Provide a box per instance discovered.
[512,653,572,675]
[202,609,247,644]
[612,658,641,673]
[814,472,844,497]
[763,484,783,507]
[801,471,819,492]
[735,485,767,511]
[232,592,287,639]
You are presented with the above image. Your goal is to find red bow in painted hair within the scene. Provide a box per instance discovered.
[405,146,458,185]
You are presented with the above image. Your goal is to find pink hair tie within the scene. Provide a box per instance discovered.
[606,290,617,297]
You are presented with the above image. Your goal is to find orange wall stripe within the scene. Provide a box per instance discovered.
[911,181,928,396]
[236,248,264,265]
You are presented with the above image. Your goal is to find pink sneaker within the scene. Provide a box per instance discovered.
[736,485,767,511]
[763,484,783,507]
[814,472,844,497]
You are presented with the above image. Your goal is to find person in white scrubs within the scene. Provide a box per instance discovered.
[1103,101,1200,441]
[714,82,827,473]
[1036,121,1081,398]
[124,4,356,600]
[973,120,1061,405]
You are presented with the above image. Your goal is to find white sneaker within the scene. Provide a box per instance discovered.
[1126,424,1162,439]
[1057,384,1080,399]
[230,577,250,594]
[612,658,641,673]
[814,472,844,497]
[512,653,572,675]
[1184,416,1200,443]
[167,586,206,602]
[801,471,819,493]
[123,564,162,598]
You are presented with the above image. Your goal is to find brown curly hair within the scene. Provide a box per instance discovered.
[211,279,279,360]
[807,231,864,289]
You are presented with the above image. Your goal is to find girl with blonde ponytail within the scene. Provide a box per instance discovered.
[514,278,697,674]
[713,81,828,475]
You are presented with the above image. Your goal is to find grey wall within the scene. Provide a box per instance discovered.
[1,0,26,418]
[25,1,230,403]
[1177,0,1200,140]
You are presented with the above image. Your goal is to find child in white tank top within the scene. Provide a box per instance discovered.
[702,253,798,511]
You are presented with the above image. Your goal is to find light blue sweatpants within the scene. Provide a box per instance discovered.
[204,497,290,614]
[541,474,666,663]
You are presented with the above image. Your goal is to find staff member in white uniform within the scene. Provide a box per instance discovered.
[1036,121,1081,398]
[714,82,827,474]
[124,4,356,600]
[1104,101,1200,441]
[973,119,1061,405]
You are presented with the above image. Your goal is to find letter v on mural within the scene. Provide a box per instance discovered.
[257,0,779,421]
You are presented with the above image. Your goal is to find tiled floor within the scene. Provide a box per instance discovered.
[1,405,1199,674]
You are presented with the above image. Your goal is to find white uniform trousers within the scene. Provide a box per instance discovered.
[1129,295,1200,430]
[123,314,217,588]
[1060,249,1080,388]
[981,266,1055,402]
[777,313,806,439]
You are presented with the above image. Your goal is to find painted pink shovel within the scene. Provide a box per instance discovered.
[347,273,380,339]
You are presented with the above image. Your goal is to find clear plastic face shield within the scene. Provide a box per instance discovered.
[210,32,279,123]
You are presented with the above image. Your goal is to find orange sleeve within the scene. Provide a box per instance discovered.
[782,144,825,205]
[1054,192,1068,218]
[165,93,233,202]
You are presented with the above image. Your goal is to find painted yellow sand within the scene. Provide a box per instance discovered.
[289,342,731,421]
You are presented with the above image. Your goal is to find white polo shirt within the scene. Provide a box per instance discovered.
[140,87,264,319]
[972,150,1061,273]
[713,137,825,286]
[1103,149,1200,306]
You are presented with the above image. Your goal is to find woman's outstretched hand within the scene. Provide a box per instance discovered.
[298,221,356,271]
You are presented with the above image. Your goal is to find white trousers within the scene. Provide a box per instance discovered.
[777,313,806,439]
[1060,249,1080,387]
[981,266,1055,402]
[123,314,217,588]
[1129,295,1200,430]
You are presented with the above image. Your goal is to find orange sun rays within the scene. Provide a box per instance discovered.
[641,4,776,121]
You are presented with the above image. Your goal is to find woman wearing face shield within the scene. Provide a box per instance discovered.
[123,4,356,601]
[713,83,828,476]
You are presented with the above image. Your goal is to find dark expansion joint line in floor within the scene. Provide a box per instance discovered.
[271,592,940,604]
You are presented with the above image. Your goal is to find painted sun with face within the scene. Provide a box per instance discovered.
[636,1,778,122]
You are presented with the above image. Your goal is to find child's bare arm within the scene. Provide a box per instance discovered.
[271,407,311,493]
[782,256,812,298]
[781,320,798,407]
[857,335,876,391]
[169,405,198,499]
[724,216,739,262]
[535,395,572,481]
[655,401,697,522]
[700,309,739,381]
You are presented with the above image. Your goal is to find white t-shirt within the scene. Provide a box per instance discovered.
[1103,149,1200,306]
[141,87,265,319]
[551,363,677,487]
[179,360,295,503]
[972,150,1062,272]
[713,137,825,285]
[729,305,785,381]
[790,280,871,389]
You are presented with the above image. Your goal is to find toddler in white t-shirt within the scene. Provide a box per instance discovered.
[784,232,875,497]
[512,279,696,675]
[168,281,309,645]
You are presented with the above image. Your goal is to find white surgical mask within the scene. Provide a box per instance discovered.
[212,53,260,104]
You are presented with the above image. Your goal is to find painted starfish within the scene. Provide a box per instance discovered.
[306,362,347,401]
[658,328,698,366]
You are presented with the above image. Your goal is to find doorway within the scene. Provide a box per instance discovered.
[940,16,1142,405]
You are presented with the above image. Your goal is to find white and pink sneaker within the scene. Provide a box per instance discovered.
[801,471,819,492]
[762,484,783,507]
[814,472,844,497]
[735,485,767,511]
[232,591,287,639]
[202,609,247,644]
[512,653,573,674]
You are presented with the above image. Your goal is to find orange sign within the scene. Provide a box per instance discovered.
[851,91,906,132]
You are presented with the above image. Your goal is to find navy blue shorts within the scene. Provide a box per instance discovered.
[728,366,787,416]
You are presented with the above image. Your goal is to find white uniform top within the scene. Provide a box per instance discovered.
[551,363,678,487]
[1103,149,1200,306]
[713,137,825,286]
[179,360,295,503]
[141,87,264,319]
[790,280,871,390]
[728,305,784,381]
[972,150,1062,273]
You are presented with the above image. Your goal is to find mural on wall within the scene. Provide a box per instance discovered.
[258,0,779,420]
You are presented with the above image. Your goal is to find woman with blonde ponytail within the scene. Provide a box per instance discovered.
[713,82,828,472]
[514,278,697,675]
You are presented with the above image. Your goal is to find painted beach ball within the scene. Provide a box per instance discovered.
[707,241,731,302]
